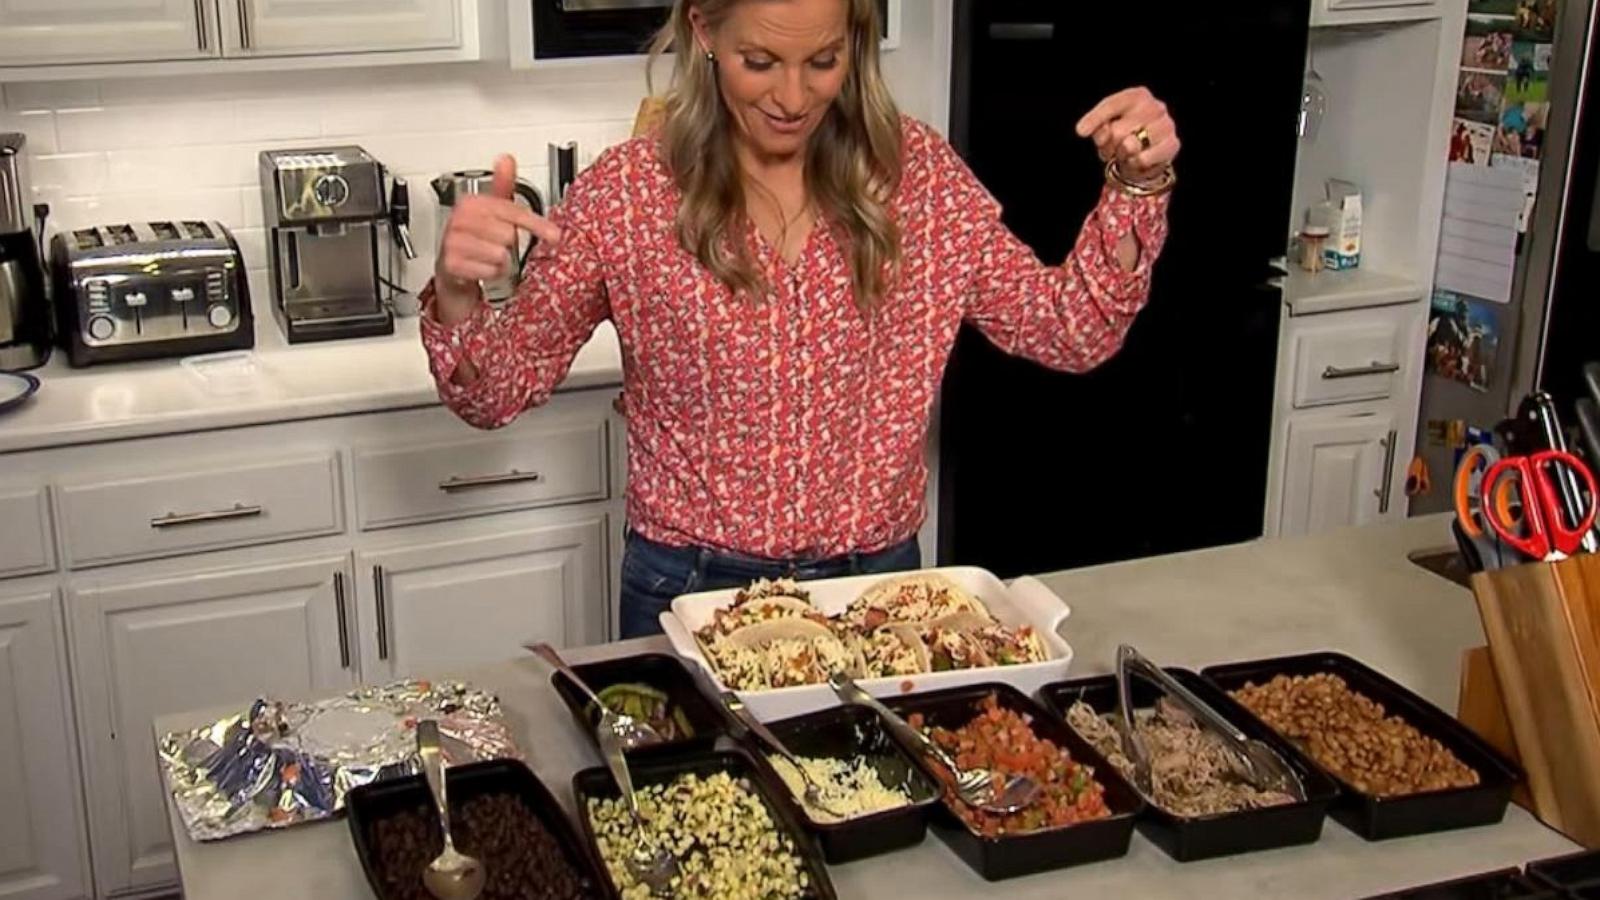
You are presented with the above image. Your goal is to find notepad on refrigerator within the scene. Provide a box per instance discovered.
[1435,161,1524,304]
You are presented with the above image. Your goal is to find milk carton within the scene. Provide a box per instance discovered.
[1316,179,1362,271]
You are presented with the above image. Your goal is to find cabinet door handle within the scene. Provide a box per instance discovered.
[150,502,262,528]
[237,0,253,49]
[1375,429,1398,515]
[438,469,544,492]
[988,22,1055,40]
[193,0,209,51]
[373,566,390,661]
[1323,361,1401,380]
[333,571,351,670]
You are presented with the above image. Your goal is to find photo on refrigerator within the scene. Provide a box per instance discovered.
[1427,291,1502,393]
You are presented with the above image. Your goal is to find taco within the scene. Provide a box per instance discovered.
[700,617,862,689]
[734,577,812,605]
[965,623,1049,666]
[698,595,820,641]
[918,625,993,672]
[843,573,993,629]
[856,624,932,677]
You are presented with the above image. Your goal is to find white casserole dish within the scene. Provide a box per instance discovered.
[659,567,1075,721]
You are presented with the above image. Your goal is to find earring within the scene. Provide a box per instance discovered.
[705,49,716,63]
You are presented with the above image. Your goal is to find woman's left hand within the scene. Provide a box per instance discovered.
[1075,87,1180,183]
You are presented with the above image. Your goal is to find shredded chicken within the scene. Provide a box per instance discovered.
[1066,700,1295,818]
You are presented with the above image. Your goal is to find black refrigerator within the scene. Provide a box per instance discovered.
[937,1,1311,576]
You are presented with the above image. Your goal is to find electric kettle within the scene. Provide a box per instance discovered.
[431,170,545,302]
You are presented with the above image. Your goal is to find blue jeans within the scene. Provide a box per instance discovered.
[618,531,923,639]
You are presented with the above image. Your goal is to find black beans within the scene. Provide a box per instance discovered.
[368,793,598,900]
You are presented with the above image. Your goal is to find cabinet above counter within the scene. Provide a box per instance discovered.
[0,318,624,454]
[0,0,506,82]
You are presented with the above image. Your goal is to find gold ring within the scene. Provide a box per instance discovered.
[1136,126,1153,151]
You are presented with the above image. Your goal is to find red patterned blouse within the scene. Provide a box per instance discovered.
[421,117,1170,559]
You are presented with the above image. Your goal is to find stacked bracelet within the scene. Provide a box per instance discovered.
[1105,160,1177,198]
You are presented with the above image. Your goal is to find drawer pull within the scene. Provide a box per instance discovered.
[150,503,263,529]
[1323,361,1400,380]
[193,0,209,50]
[1375,430,1398,515]
[438,470,544,492]
[374,566,390,661]
[237,0,252,48]
[333,571,350,670]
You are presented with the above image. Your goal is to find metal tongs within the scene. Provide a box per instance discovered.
[1114,644,1306,802]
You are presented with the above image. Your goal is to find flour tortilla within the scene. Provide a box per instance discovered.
[700,595,818,639]
[856,623,933,676]
[845,573,993,627]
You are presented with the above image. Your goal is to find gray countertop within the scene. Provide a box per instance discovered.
[157,515,1579,899]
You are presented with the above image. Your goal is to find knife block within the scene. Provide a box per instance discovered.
[1467,552,1600,847]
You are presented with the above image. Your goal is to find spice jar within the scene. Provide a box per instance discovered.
[1299,225,1330,273]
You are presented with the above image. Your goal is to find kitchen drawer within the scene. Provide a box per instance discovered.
[354,421,607,530]
[58,453,343,568]
[0,486,55,578]
[1290,319,1406,409]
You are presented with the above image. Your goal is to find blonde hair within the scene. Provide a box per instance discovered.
[647,0,903,311]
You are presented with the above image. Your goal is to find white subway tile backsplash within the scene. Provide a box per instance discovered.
[106,144,259,190]
[229,227,269,271]
[3,81,100,113]
[56,100,236,151]
[31,153,108,194]
[232,98,323,143]
[7,65,656,248]
[1,109,59,154]
[54,188,242,230]
[239,187,265,228]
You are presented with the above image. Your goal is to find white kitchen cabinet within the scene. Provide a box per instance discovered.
[0,487,54,580]
[1312,0,1441,27]
[68,555,356,896]
[1278,412,1401,536]
[0,588,90,900]
[218,0,460,56]
[356,511,608,682]
[0,0,215,65]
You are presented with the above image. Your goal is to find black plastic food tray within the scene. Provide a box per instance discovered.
[1201,651,1521,841]
[549,652,727,756]
[881,682,1143,881]
[742,702,940,864]
[1360,867,1563,899]
[1037,668,1339,862]
[345,758,605,900]
[1528,849,1600,891]
[571,748,837,900]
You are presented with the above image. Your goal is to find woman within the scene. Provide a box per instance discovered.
[422,0,1179,638]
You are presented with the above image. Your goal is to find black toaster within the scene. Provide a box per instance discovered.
[50,220,253,367]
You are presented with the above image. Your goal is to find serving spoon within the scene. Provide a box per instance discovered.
[416,720,485,900]
[528,642,665,752]
[827,672,1039,815]
[720,691,848,820]
[526,643,677,894]
[1114,644,1307,802]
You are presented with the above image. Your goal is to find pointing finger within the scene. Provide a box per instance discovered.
[1075,88,1141,138]
[507,206,564,245]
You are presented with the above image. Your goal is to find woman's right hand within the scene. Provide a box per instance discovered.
[433,153,563,323]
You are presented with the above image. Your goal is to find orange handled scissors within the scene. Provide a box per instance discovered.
[1479,450,1599,562]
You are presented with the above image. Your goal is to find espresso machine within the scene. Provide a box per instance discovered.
[0,133,50,370]
[259,146,393,343]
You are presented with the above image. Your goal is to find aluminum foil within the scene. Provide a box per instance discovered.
[160,679,520,841]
